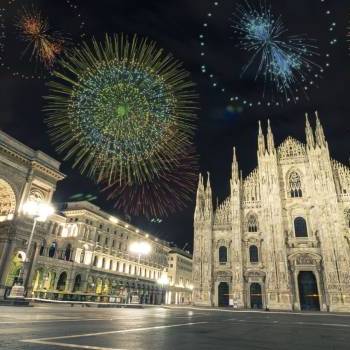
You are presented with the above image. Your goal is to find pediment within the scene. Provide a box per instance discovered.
[278,137,306,160]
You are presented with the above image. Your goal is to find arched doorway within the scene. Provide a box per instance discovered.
[298,271,320,311]
[57,272,67,291]
[250,283,263,309]
[73,274,82,292]
[218,282,229,307]
[86,276,95,293]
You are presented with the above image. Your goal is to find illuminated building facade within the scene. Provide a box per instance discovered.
[166,248,193,305]
[0,130,191,304]
[193,115,350,312]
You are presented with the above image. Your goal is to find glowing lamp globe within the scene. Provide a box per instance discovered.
[129,241,152,256]
[22,200,54,222]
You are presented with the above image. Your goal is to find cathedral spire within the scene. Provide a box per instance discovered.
[205,172,213,216]
[267,119,275,154]
[305,113,315,148]
[232,147,239,183]
[196,174,204,199]
[315,111,327,148]
[194,174,205,221]
[258,120,266,155]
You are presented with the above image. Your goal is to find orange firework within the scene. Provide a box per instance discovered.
[16,7,64,69]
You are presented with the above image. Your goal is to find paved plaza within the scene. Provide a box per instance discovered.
[0,305,349,349]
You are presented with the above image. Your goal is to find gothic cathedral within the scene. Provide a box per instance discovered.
[192,113,350,312]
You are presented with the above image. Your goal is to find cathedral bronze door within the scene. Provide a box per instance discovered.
[218,282,229,307]
[298,272,320,311]
[250,283,263,309]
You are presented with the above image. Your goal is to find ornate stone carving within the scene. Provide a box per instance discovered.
[214,198,231,226]
[295,254,317,266]
[0,179,16,217]
[278,137,306,160]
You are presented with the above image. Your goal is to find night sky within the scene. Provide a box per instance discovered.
[1,0,349,251]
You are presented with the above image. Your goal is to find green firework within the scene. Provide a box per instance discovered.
[45,34,197,184]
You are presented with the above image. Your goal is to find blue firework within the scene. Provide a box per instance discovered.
[232,1,320,101]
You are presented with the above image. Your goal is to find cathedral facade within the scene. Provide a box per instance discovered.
[192,114,350,312]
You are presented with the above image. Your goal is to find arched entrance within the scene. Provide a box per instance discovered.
[298,271,320,311]
[73,274,82,292]
[218,282,229,307]
[0,179,16,219]
[86,276,95,293]
[250,283,263,309]
[57,272,67,291]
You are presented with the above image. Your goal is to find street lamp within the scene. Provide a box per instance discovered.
[129,241,152,278]
[128,241,151,304]
[9,200,54,299]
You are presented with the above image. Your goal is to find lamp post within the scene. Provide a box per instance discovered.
[9,200,54,299]
[128,241,151,303]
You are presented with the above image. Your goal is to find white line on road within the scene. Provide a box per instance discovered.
[22,322,208,343]
[23,340,126,350]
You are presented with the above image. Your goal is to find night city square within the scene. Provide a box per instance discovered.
[0,0,350,349]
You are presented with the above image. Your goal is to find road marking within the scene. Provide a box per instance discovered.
[319,323,350,328]
[297,321,350,328]
[22,322,208,344]
[22,341,126,350]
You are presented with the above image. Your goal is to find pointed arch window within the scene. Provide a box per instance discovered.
[219,246,228,264]
[247,215,258,233]
[294,217,308,238]
[289,171,303,198]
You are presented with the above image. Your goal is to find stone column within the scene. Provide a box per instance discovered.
[0,240,16,287]
[25,244,41,296]
[293,269,301,311]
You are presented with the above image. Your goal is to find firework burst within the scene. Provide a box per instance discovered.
[102,146,199,218]
[15,6,64,69]
[45,34,198,185]
[232,1,320,102]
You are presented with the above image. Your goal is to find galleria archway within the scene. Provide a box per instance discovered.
[0,179,16,219]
